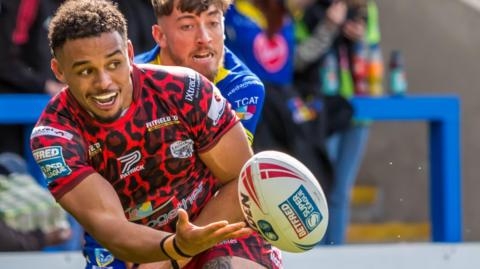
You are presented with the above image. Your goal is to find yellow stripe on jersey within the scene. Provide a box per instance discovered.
[235,0,267,30]
[151,53,162,65]
[213,65,229,84]
[244,128,254,145]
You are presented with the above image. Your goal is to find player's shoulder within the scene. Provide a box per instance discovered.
[38,90,78,125]
[31,91,81,147]
[134,45,160,64]
[218,47,264,99]
[135,63,210,104]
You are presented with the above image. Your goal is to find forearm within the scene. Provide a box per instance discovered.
[58,174,176,263]
[193,179,244,227]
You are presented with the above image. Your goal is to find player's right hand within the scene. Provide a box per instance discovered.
[174,208,252,257]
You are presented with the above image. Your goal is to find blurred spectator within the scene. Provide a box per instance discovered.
[295,0,383,245]
[0,152,71,251]
[0,219,70,251]
[0,0,64,155]
[0,0,63,95]
[225,0,334,191]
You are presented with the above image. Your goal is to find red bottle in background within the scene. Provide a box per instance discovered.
[352,41,369,96]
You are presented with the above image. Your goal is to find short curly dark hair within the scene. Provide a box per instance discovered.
[151,0,233,17]
[48,0,127,56]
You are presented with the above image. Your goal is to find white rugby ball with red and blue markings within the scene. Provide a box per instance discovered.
[238,150,328,253]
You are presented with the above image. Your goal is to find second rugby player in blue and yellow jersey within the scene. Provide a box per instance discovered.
[135,2,265,144]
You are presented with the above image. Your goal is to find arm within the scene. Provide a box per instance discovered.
[195,122,253,226]
[58,172,249,263]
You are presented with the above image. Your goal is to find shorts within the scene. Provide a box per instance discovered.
[83,233,127,269]
[183,233,282,269]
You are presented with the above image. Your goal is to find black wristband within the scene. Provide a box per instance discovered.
[173,237,193,258]
[160,234,175,260]
[171,260,180,269]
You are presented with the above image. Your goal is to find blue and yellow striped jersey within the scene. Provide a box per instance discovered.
[135,46,264,144]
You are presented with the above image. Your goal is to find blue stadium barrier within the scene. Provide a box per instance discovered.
[0,93,462,243]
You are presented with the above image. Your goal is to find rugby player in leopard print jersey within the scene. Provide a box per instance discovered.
[30,0,266,268]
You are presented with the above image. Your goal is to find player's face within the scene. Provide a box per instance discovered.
[51,32,134,122]
[153,3,225,81]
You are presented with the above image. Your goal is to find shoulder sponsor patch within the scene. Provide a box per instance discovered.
[207,90,226,126]
[184,72,200,103]
[226,80,263,97]
[33,146,72,182]
[234,96,259,120]
[31,126,73,140]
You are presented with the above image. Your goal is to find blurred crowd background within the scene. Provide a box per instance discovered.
[0,0,478,253]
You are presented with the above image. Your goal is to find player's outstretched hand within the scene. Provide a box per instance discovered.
[174,208,252,256]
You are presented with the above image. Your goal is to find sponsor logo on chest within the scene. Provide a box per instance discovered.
[170,139,194,158]
[88,142,102,158]
[144,182,204,228]
[146,115,180,132]
[117,150,145,179]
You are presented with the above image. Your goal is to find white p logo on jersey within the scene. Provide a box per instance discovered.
[118,150,144,179]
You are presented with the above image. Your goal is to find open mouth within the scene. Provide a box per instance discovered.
[91,92,118,107]
[192,52,214,62]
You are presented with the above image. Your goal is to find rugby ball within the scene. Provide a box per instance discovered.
[238,151,328,253]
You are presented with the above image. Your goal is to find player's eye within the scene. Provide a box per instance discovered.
[107,61,121,70]
[78,69,92,76]
[209,21,220,28]
[180,24,194,31]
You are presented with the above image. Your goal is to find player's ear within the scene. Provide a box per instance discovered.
[127,40,134,63]
[152,24,167,48]
[51,58,66,83]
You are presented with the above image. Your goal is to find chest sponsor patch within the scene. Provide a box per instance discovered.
[207,90,226,126]
[33,146,72,182]
[118,150,145,179]
[31,126,73,140]
[170,139,194,158]
[146,115,180,132]
[88,142,102,158]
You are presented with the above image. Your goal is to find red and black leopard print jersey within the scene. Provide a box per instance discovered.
[30,64,239,232]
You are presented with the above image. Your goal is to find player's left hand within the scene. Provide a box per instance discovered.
[173,209,252,257]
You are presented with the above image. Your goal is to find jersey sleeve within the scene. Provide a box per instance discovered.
[178,71,239,153]
[30,111,94,200]
[224,77,264,145]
